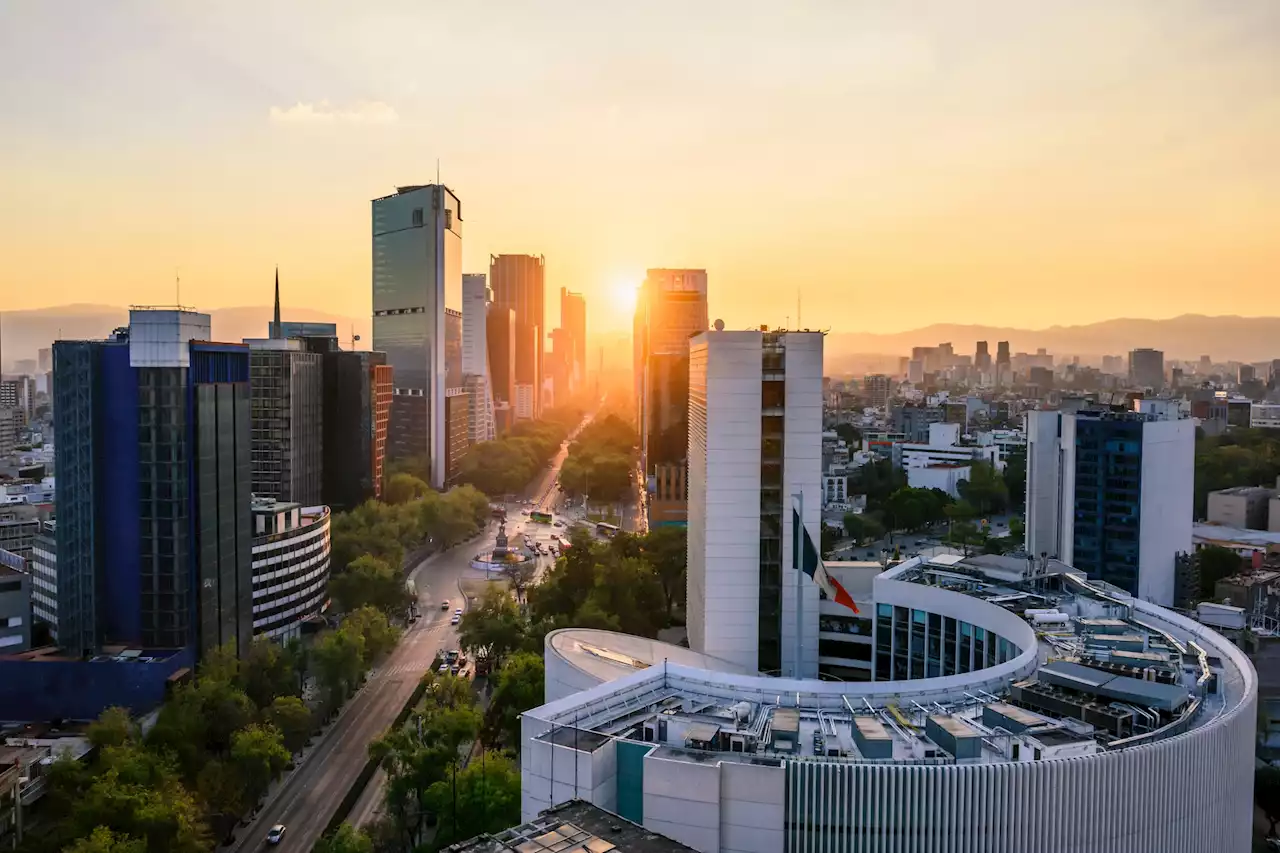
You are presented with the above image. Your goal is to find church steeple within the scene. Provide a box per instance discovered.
[272,266,282,339]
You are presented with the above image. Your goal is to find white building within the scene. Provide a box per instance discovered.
[29,520,56,639]
[524,553,1256,853]
[1252,402,1280,429]
[372,184,463,489]
[908,462,972,497]
[687,330,823,678]
[1025,409,1194,606]
[462,273,496,443]
[250,499,331,641]
[900,422,1000,472]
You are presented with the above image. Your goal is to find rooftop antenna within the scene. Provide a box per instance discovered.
[797,289,802,330]
[436,158,441,186]
[175,268,181,308]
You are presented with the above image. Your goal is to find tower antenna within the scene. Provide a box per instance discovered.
[797,289,802,330]
[436,158,441,186]
[175,268,181,307]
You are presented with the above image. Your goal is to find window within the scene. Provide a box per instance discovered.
[411,208,424,226]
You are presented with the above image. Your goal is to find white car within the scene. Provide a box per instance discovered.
[454,608,462,617]
[451,614,461,625]
[266,825,287,845]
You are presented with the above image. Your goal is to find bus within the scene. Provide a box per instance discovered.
[530,510,553,524]
[595,522,619,538]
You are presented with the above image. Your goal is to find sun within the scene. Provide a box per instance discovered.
[609,276,640,316]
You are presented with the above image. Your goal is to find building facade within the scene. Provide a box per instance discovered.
[29,520,56,640]
[462,273,496,443]
[1128,348,1165,390]
[1025,409,1193,606]
[0,561,31,653]
[372,184,463,489]
[523,554,1257,853]
[560,287,587,397]
[487,306,516,434]
[250,499,330,641]
[309,348,392,512]
[490,254,545,417]
[53,310,254,659]
[687,329,822,678]
[247,339,323,505]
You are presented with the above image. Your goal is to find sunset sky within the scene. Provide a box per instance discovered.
[2,1,1279,334]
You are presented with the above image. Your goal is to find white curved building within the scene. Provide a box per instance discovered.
[250,499,331,641]
[523,553,1257,853]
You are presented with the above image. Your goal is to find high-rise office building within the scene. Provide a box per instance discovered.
[53,309,253,659]
[974,341,991,374]
[995,341,1011,386]
[1240,364,1257,385]
[560,287,587,396]
[297,337,392,512]
[487,306,516,435]
[246,338,323,505]
[634,269,709,526]
[37,348,51,373]
[462,273,496,443]
[1025,409,1193,606]
[372,184,463,489]
[1128,348,1165,390]
[490,254,545,418]
[687,329,823,677]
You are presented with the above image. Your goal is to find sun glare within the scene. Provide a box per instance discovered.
[610,277,640,316]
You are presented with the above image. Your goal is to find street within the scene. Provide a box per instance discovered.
[225,416,590,852]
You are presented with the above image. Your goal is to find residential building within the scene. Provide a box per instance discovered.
[900,423,1000,476]
[1253,403,1280,429]
[526,553,1255,853]
[444,388,470,483]
[1240,364,1257,384]
[372,184,464,489]
[906,359,924,384]
[1025,409,1193,605]
[1128,348,1164,390]
[0,377,34,423]
[0,506,39,559]
[1207,485,1275,530]
[250,498,330,641]
[687,329,822,677]
[863,374,890,408]
[0,559,31,653]
[246,339,323,505]
[52,309,253,659]
[891,403,944,443]
[462,273,496,443]
[30,520,55,640]
[37,348,51,373]
[0,408,21,456]
[490,254,545,417]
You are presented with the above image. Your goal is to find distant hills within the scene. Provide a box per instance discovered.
[825,314,1280,370]
[5,307,1280,373]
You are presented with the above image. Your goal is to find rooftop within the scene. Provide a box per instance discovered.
[533,553,1246,770]
[445,800,696,853]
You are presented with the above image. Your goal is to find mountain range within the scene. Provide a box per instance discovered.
[5,307,1280,372]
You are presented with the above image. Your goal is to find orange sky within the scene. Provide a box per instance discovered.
[2,2,1280,333]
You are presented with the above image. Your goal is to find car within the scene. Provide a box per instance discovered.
[266,825,286,845]
[438,662,449,674]
[451,614,460,625]
[440,600,450,611]
[454,608,462,616]
[520,509,530,516]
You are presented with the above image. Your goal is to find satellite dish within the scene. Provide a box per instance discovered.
[714,319,725,332]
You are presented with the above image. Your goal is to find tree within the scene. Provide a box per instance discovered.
[1003,445,1027,508]
[424,753,522,847]
[264,695,313,754]
[195,758,247,838]
[588,556,666,638]
[313,627,367,707]
[834,423,862,448]
[458,588,531,668]
[957,461,1008,517]
[62,827,147,853]
[73,770,211,853]
[229,724,290,806]
[384,472,430,506]
[640,526,687,620]
[1258,765,1280,836]
[500,560,538,603]
[87,707,137,751]
[1197,545,1245,600]
[314,823,373,853]
[486,652,545,751]
[843,512,885,544]
[240,637,300,709]
[342,606,402,665]
[329,555,413,619]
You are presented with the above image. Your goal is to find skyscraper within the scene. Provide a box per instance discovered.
[559,287,587,396]
[486,306,516,435]
[974,340,991,374]
[462,274,496,444]
[1025,408,1193,606]
[634,269,709,526]
[53,309,253,659]
[687,328,823,677]
[995,340,1011,386]
[490,254,545,418]
[372,184,463,489]
[1129,348,1165,390]
[246,338,323,505]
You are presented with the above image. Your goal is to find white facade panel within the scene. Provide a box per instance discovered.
[643,754,721,853]
[780,332,822,679]
[1024,410,1063,559]
[127,309,211,368]
[1137,418,1195,606]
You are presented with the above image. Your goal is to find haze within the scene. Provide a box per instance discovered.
[2,1,1279,333]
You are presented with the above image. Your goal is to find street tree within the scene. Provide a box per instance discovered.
[313,627,367,707]
[264,695,314,754]
[87,706,137,750]
[229,724,291,807]
[314,823,374,853]
[63,827,147,853]
[640,526,687,620]
[486,652,546,751]
[342,605,401,665]
[329,555,413,619]
[384,472,430,506]
[424,753,522,848]
[458,588,531,668]
[239,636,300,709]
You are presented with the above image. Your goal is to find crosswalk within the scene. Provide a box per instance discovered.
[371,661,431,680]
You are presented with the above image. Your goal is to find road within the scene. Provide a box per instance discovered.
[227,415,591,852]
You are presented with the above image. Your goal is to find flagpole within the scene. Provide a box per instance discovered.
[794,490,804,678]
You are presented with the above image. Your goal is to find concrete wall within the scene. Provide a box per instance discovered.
[1024,411,1063,559]
[780,333,823,679]
[1138,419,1195,606]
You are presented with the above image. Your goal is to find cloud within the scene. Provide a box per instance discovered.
[269,100,398,124]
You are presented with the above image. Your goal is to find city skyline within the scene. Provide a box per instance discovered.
[5,3,1280,332]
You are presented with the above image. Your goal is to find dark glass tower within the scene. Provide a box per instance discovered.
[53,311,253,659]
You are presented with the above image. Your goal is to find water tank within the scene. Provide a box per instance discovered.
[733,701,753,723]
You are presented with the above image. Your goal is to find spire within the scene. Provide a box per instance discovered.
[272,266,282,339]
